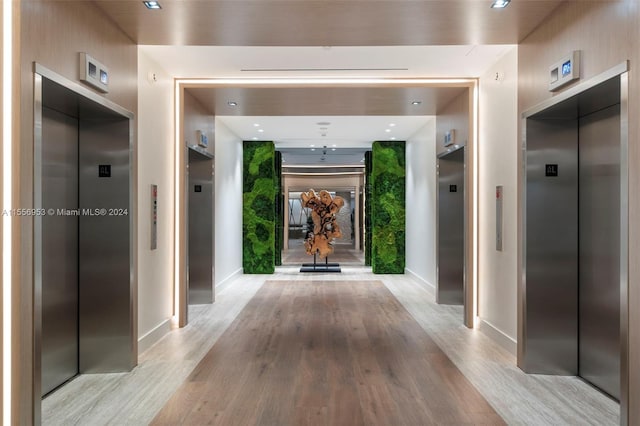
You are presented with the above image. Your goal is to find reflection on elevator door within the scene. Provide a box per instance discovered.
[41,107,79,396]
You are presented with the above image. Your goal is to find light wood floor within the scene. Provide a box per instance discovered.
[42,268,619,425]
[152,280,504,425]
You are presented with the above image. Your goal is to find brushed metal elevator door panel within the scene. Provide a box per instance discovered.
[188,149,214,305]
[41,107,79,396]
[523,117,579,375]
[579,104,621,400]
[437,148,464,305]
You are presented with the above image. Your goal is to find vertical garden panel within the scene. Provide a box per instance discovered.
[372,141,405,274]
[243,141,276,274]
[364,150,373,266]
[274,150,283,266]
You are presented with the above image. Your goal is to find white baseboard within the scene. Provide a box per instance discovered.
[478,318,517,356]
[138,318,171,355]
[215,267,243,295]
[404,268,436,298]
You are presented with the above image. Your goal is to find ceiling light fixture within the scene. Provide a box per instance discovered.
[310,144,315,147]
[311,148,316,151]
[390,137,397,140]
[490,0,510,8]
[253,123,260,127]
[227,101,238,106]
[411,101,422,105]
[252,137,258,140]
[385,129,391,133]
[389,123,396,127]
[143,1,162,9]
[332,144,337,147]
[258,129,264,133]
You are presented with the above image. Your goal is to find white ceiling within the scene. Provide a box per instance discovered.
[142,45,514,164]
[218,116,434,149]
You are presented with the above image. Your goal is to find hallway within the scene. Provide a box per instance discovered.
[42,269,618,425]
[153,280,502,425]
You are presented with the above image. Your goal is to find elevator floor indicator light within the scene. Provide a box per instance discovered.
[449,185,457,192]
[545,164,558,177]
[194,185,202,192]
[99,164,111,177]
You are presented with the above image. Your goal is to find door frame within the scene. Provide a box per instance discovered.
[173,77,478,329]
[518,62,629,424]
[32,64,136,424]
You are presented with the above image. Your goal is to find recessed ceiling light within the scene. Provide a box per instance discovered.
[310,144,315,147]
[258,129,264,133]
[385,129,391,133]
[389,123,396,127]
[253,123,260,127]
[143,1,162,9]
[411,101,422,105]
[252,137,258,140]
[332,144,337,147]
[491,0,510,8]
[311,148,316,151]
[227,101,238,106]
[390,137,397,140]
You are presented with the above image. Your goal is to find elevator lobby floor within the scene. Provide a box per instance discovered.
[42,269,619,425]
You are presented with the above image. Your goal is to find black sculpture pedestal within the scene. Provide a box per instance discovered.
[300,252,341,273]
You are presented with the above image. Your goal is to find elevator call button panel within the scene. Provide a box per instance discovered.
[545,164,558,177]
[151,185,158,250]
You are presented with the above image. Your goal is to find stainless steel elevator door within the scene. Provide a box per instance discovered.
[188,148,214,305]
[579,104,621,399]
[41,107,79,396]
[437,148,464,305]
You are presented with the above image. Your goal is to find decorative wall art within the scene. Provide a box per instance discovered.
[371,141,405,274]
[243,141,276,274]
[300,189,345,259]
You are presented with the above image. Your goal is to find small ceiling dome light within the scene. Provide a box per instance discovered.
[227,101,238,106]
[258,129,264,133]
[491,0,510,8]
[385,129,391,133]
[143,1,162,9]
[411,100,422,105]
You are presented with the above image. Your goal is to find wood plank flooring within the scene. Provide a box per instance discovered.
[152,280,504,425]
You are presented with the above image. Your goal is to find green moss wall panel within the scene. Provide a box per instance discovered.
[243,141,276,274]
[371,141,405,274]
[274,151,283,266]
[364,150,373,266]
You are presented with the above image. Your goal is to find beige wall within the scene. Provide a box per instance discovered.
[15,1,138,423]
[405,119,437,291]
[214,120,243,287]
[478,47,518,354]
[518,1,639,423]
[184,90,215,156]
[436,90,469,156]
[137,50,174,353]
